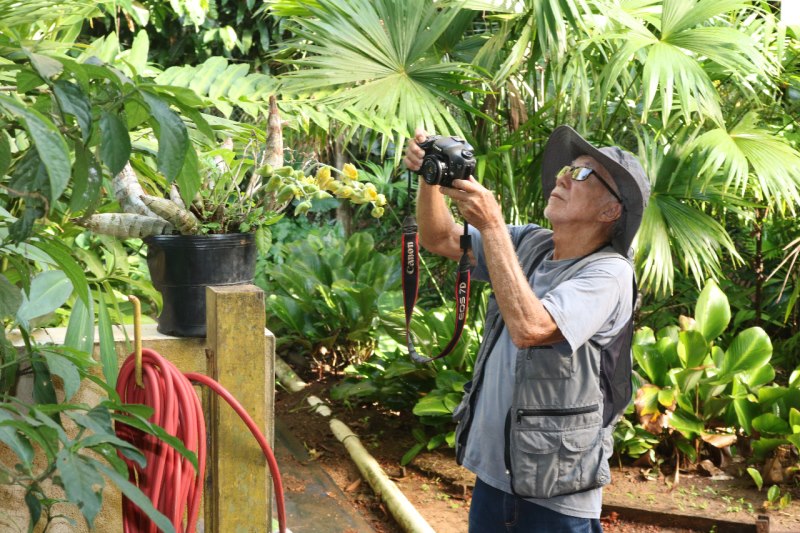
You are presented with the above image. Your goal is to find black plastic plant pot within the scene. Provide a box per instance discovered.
[145,233,257,337]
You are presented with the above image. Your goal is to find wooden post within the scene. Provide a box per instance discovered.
[205,285,274,532]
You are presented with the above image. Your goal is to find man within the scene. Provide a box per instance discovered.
[403,125,651,532]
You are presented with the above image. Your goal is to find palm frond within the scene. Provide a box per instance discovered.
[599,0,768,125]
[0,0,103,39]
[692,113,800,211]
[277,0,484,138]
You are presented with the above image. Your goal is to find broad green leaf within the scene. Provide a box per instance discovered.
[53,79,92,142]
[752,438,786,460]
[694,279,730,342]
[79,433,146,468]
[344,232,374,270]
[657,388,676,408]
[0,409,34,466]
[720,327,772,377]
[97,287,118,390]
[383,359,425,379]
[669,409,704,437]
[176,139,200,208]
[99,112,131,176]
[400,442,425,466]
[141,91,188,182]
[42,351,80,401]
[790,408,800,430]
[413,392,454,417]
[16,270,73,325]
[127,30,150,74]
[435,370,467,393]
[24,490,42,528]
[32,238,90,306]
[752,414,791,436]
[56,449,104,526]
[64,296,95,355]
[747,467,763,491]
[633,326,656,346]
[675,367,704,392]
[743,363,775,390]
[27,51,64,79]
[0,95,71,202]
[70,144,103,212]
[633,344,667,386]
[0,274,22,317]
[636,384,661,416]
[677,330,707,369]
[733,395,760,435]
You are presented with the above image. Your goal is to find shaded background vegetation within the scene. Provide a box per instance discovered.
[2,0,800,527]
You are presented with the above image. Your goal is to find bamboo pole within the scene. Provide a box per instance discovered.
[274,355,436,533]
[330,419,436,533]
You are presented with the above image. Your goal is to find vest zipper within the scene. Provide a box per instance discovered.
[515,404,598,423]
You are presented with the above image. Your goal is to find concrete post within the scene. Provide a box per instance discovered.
[205,284,274,533]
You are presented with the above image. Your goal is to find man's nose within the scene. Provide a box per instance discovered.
[555,168,571,189]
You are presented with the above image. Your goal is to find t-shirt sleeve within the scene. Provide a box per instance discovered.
[468,224,542,283]
[540,259,633,352]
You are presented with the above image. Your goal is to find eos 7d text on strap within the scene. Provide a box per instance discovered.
[401,134,476,364]
[401,214,471,363]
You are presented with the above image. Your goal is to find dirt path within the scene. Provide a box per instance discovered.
[275,375,800,533]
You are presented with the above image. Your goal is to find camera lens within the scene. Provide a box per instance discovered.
[421,158,444,185]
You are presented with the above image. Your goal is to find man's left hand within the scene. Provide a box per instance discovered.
[441,177,504,232]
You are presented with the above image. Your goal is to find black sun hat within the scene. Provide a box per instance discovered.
[542,125,652,257]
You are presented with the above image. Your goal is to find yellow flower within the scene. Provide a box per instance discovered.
[342,163,358,181]
[371,206,384,218]
[315,166,333,189]
[337,186,354,199]
[376,193,387,207]
[363,183,379,201]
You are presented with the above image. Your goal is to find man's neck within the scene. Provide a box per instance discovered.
[551,223,610,261]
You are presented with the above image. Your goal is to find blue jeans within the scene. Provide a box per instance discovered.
[468,478,603,533]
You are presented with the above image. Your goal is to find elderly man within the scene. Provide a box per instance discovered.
[404,125,651,532]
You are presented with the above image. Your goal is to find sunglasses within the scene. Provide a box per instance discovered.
[556,165,623,204]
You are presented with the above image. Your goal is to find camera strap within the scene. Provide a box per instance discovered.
[401,213,471,364]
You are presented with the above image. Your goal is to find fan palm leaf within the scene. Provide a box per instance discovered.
[463,0,589,83]
[598,0,767,126]
[691,112,800,212]
[277,0,484,138]
[634,130,745,295]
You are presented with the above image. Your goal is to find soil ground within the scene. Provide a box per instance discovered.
[275,371,800,533]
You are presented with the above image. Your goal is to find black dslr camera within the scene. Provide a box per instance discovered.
[416,135,476,188]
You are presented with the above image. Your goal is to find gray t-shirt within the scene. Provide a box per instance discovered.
[461,224,634,519]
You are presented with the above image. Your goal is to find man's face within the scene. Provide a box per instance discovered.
[543,155,621,226]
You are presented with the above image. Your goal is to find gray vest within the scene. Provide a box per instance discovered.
[454,230,632,499]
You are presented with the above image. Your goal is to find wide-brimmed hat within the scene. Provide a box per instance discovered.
[542,125,651,257]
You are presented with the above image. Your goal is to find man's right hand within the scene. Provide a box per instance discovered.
[403,128,428,172]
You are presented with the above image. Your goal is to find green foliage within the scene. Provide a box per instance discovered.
[260,230,400,366]
[626,279,800,469]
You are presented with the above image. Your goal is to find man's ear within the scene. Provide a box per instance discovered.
[599,202,622,223]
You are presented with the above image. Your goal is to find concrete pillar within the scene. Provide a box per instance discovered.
[205,284,274,533]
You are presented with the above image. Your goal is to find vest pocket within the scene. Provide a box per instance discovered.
[509,417,608,499]
[517,346,574,380]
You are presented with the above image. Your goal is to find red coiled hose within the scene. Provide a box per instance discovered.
[116,348,286,533]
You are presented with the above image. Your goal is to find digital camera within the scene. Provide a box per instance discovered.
[416,135,476,188]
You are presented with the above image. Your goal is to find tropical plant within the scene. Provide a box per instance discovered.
[260,230,400,368]
[632,279,778,463]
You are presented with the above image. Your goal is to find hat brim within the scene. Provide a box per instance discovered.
[541,126,645,256]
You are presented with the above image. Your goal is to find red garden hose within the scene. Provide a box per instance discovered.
[115,348,287,533]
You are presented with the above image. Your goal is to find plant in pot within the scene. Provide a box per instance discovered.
[78,98,387,337]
